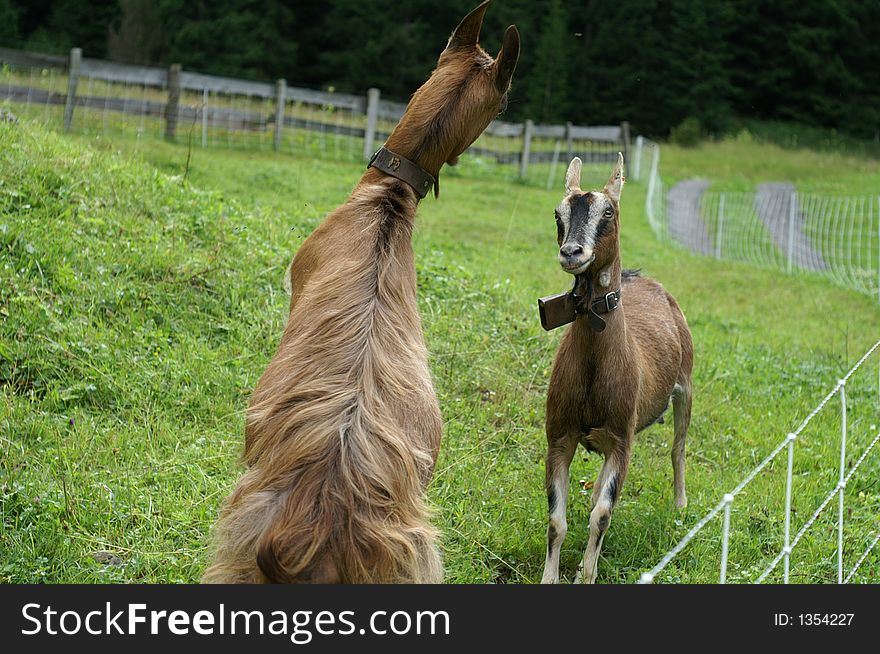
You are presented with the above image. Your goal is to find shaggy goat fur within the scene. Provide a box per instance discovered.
[203,1,519,584]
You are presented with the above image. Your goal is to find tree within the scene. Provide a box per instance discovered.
[9,0,54,43]
[846,2,880,138]
[567,0,660,134]
[0,0,19,46]
[107,0,163,65]
[1,0,878,139]
[565,0,733,138]
[520,0,570,123]
[313,0,436,98]
[46,0,119,57]
[659,0,733,134]
[160,0,297,81]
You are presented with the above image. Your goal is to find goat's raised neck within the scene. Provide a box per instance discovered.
[365,0,519,198]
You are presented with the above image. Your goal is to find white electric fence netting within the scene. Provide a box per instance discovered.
[639,340,880,584]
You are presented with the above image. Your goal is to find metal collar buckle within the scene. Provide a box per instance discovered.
[603,291,619,313]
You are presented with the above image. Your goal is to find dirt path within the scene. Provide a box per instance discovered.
[665,179,827,271]
[753,183,827,271]
[666,179,713,255]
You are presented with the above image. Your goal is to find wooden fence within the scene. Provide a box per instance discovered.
[0,46,631,178]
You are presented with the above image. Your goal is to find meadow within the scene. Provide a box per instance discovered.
[1,120,878,583]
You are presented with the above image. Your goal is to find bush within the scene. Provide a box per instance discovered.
[669,117,703,147]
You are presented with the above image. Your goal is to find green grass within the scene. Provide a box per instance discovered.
[1,120,879,584]
[660,132,880,193]
[730,119,880,161]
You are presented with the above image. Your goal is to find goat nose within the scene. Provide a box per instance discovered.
[560,243,584,258]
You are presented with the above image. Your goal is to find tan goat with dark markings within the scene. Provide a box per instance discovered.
[540,154,693,584]
[203,0,519,584]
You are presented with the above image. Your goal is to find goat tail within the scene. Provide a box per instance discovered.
[254,509,339,584]
[255,532,293,583]
[203,405,443,584]
[201,473,338,584]
[250,481,442,584]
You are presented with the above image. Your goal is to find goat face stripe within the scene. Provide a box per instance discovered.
[554,198,571,244]
[556,191,613,265]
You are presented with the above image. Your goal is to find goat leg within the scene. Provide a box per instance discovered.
[540,434,578,584]
[579,444,630,584]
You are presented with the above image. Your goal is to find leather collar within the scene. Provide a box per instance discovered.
[368,146,435,199]
[572,276,621,333]
[537,278,621,332]
[578,289,621,332]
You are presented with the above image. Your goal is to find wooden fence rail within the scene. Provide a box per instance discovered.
[0,46,631,173]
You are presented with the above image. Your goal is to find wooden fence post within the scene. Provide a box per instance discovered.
[620,121,631,177]
[520,119,534,178]
[63,47,81,132]
[164,63,181,141]
[274,78,286,151]
[363,87,381,161]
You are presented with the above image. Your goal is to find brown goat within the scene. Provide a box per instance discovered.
[203,1,519,584]
[539,154,693,584]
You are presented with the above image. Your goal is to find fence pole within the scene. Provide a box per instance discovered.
[620,121,631,178]
[63,47,81,133]
[519,119,534,179]
[787,190,797,273]
[645,143,660,229]
[565,121,573,162]
[716,193,725,259]
[363,87,380,161]
[273,78,286,152]
[201,88,208,148]
[546,139,562,190]
[164,63,181,141]
[633,135,644,181]
[837,380,847,584]
[719,494,733,583]
[783,433,795,583]
[876,195,879,305]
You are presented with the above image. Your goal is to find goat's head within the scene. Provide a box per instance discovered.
[554,154,625,275]
[388,1,519,177]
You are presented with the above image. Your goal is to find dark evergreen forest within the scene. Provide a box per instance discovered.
[1,0,877,139]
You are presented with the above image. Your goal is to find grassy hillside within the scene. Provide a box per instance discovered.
[1,123,878,583]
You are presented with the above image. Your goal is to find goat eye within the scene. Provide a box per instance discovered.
[603,208,614,218]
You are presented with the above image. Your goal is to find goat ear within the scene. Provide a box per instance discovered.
[605,152,625,202]
[493,25,520,93]
[447,0,491,50]
[565,157,582,193]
